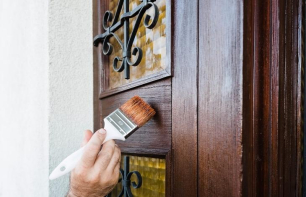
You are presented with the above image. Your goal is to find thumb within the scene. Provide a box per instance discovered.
[81,130,93,147]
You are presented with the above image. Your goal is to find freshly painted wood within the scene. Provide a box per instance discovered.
[93,0,303,196]
[243,0,272,196]
[100,70,171,98]
[280,0,302,196]
[171,0,198,196]
[198,0,243,196]
[94,1,173,196]
[242,0,302,196]
[101,78,171,155]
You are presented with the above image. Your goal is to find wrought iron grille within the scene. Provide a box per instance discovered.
[93,0,160,79]
[106,156,142,197]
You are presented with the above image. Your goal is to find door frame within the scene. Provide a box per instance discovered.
[93,0,303,196]
[243,0,303,196]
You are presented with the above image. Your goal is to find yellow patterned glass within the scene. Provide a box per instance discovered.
[111,155,166,197]
[108,0,167,89]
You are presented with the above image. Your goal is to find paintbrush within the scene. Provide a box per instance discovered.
[49,96,155,180]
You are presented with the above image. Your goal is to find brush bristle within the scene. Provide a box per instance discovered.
[119,96,156,127]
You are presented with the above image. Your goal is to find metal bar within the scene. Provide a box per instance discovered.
[93,0,159,79]
[124,0,130,79]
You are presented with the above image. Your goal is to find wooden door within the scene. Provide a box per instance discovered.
[94,0,173,196]
[93,0,303,196]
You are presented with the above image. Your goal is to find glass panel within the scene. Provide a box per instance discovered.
[111,155,166,197]
[108,0,167,89]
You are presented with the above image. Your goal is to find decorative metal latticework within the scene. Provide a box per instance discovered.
[106,156,142,197]
[93,0,160,79]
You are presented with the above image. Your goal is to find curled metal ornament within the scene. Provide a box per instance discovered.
[144,3,159,29]
[102,36,113,55]
[113,57,125,72]
[93,0,160,79]
[127,171,142,189]
[114,157,142,197]
[118,169,125,197]
[103,11,113,30]
[127,47,143,66]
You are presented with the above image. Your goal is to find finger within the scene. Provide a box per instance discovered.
[114,161,121,173]
[112,162,120,182]
[81,130,93,147]
[94,139,116,170]
[81,129,107,167]
[107,146,121,172]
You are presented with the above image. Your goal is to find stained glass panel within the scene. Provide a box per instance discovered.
[111,155,166,197]
[108,0,167,89]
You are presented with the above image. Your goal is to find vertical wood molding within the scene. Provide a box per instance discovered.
[243,0,273,196]
[198,0,243,196]
[93,0,101,131]
[242,0,302,196]
[171,0,198,196]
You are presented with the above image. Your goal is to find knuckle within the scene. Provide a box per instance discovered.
[73,168,87,179]
[116,147,121,156]
[118,147,121,154]
[114,153,120,162]
[102,142,115,154]
[102,152,112,161]
[114,150,121,162]
[104,140,115,148]
[102,171,115,183]
[90,174,101,184]
[86,143,100,153]
[96,132,106,142]
[100,177,111,186]
[114,169,120,179]
[112,173,120,185]
[86,144,95,152]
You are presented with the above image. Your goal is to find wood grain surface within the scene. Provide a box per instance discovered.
[93,0,303,196]
[101,78,171,155]
[198,0,243,196]
[242,0,302,196]
[171,0,198,196]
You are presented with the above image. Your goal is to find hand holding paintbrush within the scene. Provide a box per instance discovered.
[49,96,156,180]
[67,129,121,197]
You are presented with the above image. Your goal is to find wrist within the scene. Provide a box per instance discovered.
[66,190,80,197]
[67,187,107,197]
[66,192,76,197]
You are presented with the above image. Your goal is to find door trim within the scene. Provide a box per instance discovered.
[242,0,303,196]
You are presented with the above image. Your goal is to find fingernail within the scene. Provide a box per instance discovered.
[99,129,106,134]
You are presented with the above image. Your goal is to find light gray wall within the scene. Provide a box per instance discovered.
[0,0,93,196]
[0,0,49,196]
[49,0,93,196]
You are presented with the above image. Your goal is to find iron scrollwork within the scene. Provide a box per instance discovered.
[106,156,142,197]
[93,0,160,79]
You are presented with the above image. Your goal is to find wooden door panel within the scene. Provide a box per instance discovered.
[93,1,173,196]
[100,78,171,155]
[198,0,243,196]
[171,0,198,196]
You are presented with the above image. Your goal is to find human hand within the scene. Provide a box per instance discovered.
[67,129,121,197]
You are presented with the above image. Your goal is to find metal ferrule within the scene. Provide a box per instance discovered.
[106,109,138,138]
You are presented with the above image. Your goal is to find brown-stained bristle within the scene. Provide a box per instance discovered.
[119,96,156,127]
